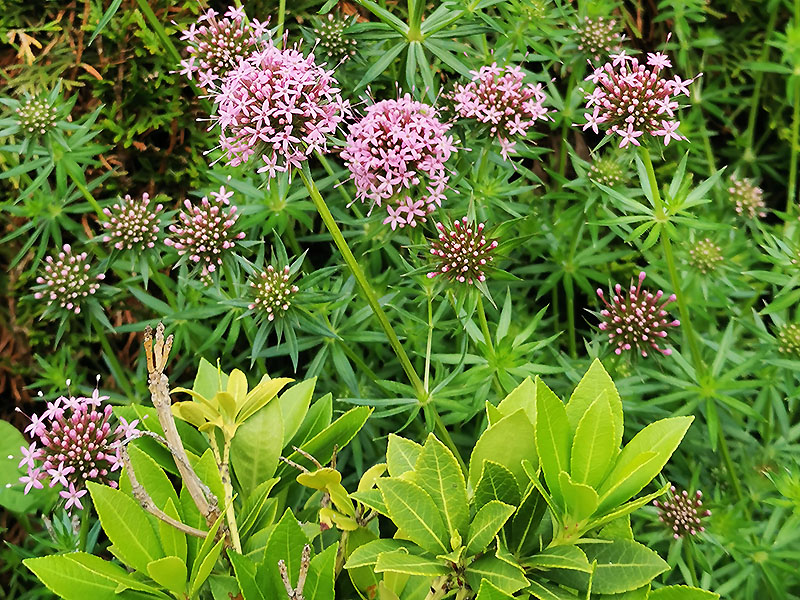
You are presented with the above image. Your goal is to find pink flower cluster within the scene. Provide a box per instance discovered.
[16,387,139,512]
[452,63,549,160]
[728,175,766,219]
[249,265,299,321]
[582,45,699,148]
[164,186,245,282]
[178,6,269,89]
[341,95,455,229]
[33,244,105,315]
[211,42,349,174]
[572,16,623,61]
[596,271,679,357]
[654,486,711,539]
[101,192,163,251]
[427,218,498,285]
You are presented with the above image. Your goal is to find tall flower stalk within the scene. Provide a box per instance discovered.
[298,164,465,473]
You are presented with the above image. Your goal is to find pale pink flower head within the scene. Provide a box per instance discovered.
[164,186,246,283]
[210,41,349,173]
[596,271,679,357]
[426,217,498,285]
[178,6,268,88]
[101,192,163,251]
[571,16,623,61]
[581,44,699,148]
[33,245,105,315]
[452,62,549,160]
[248,264,299,321]
[341,94,455,228]
[16,384,135,511]
[653,486,711,539]
[728,175,766,219]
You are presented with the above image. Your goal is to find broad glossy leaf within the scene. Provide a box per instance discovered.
[304,543,337,600]
[128,443,180,511]
[525,545,591,572]
[231,400,283,498]
[558,471,599,523]
[414,434,469,538]
[258,508,310,597]
[345,539,413,569]
[598,417,693,511]
[570,394,617,488]
[159,498,188,564]
[548,539,668,594]
[465,555,529,595]
[475,579,515,600]
[386,434,423,478]
[228,551,265,600]
[377,478,449,555]
[278,378,316,445]
[193,358,227,400]
[649,586,719,599]
[190,537,224,597]
[147,556,187,596]
[290,393,332,448]
[466,500,515,554]
[88,482,163,573]
[474,461,521,507]
[469,409,537,492]
[565,360,623,447]
[509,485,547,556]
[497,376,536,424]
[535,385,570,506]
[375,550,449,576]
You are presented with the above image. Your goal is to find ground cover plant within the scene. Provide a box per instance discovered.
[1,0,800,598]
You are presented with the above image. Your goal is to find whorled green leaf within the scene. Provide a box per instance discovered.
[469,409,537,492]
[374,549,449,577]
[534,385,570,507]
[386,434,423,478]
[414,434,469,538]
[474,460,521,507]
[466,500,515,554]
[465,555,529,595]
[570,394,617,489]
[648,586,719,599]
[565,359,623,447]
[377,478,449,555]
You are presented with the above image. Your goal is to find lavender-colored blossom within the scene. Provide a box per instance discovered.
[33,245,105,315]
[342,95,455,228]
[101,192,163,251]
[452,63,549,160]
[179,6,268,88]
[210,41,349,174]
[582,42,700,148]
[248,265,299,321]
[15,387,137,511]
[426,218,499,285]
[688,238,723,274]
[16,96,58,136]
[571,16,623,61]
[728,175,766,219]
[654,486,711,539]
[596,271,679,357]
[165,186,245,282]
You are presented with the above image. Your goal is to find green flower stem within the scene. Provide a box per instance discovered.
[277,0,287,39]
[424,292,434,392]
[134,0,181,64]
[717,422,745,502]
[787,77,800,218]
[78,501,92,551]
[298,165,465,472]
[684,538,699,587]
[565,273,577,359]
[476,294,494,356]
[639,147,703,372]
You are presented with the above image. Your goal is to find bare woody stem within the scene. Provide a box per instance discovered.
[119,445,208,539]
[144,323,221,526]
[279,544,311,600]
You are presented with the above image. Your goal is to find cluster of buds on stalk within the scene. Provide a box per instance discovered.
[688,238,724,274]
[248,265,299,321]
[426,218,499,285]
[33,245,105,315]
[728,175,767,219]
[15,96,58,136]
[572,16,623,61]
[101,192,163,251]
[311,13,357,63]
[654,486,711,539]
[777,323,800,356]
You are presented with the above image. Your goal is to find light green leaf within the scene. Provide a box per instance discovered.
[386,434,423,478]
[414,434,469,538]
[598,417,693,511]
[509,485,547,556]
[377,478,449,555]
[278,378,316,446]
[497,376,536,424]
[193,358,227,400]
[466,501,515,554]
[260,508,310,595]
[565,360,623,447]
[189,537,224,597]
[147,556,187,596]
[475,579,516,600]
[128,443,180,511]
[469,409,537,491]
[465,555,528,595]
[648,585,719,599]
[238,377,293,423]
[474,460,521,507]
[535,385,570,507]
[304,543,338,600]
[570,394,617,488]
[0,419,51,512]
[375,550,449,576]
[24,552,166,600]
[548,539,668,594]
[227,369,249,406]
[525,545,592,572]
[231,400,283,498]
[88,482,163,573]
[559,471,599,523]
[345,539,414,569]
[159,498,188,564]
[228,551,265,600]
[528,580,579,600]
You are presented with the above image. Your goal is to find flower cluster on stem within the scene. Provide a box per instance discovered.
[596,271,679,357]
[311,13,357,63]
[178,6,269,88]
[211,41,349,175]
[426,217,499,285]
[16,96,58,136]
[101,192,163,251]
[342,95,455,229]
[164,186,245,282]
[728,175,766,219]
[582,42,700,148]
[572,16,623,61]
[654,486,711,539]
[15,386,139,512]
[33,245,105,315]
[777,323,800,356]
[452,63,549,160]
[688,238,723,274]
[248,265,299,321]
